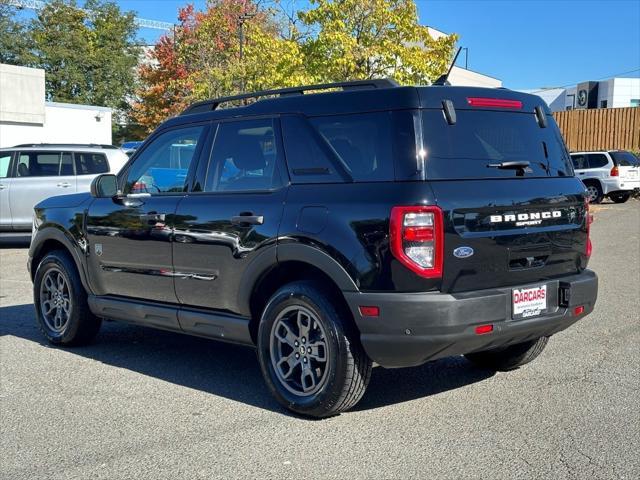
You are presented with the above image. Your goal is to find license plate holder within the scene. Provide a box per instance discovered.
[512,284,548,319]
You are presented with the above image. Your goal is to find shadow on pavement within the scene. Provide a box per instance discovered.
[0,303,494,416]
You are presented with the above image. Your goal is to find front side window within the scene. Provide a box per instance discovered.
[75,152,109,175]
[205,118,283,192]
[0,153,11,178]
[125,125,206,194]
[16,151,73,177]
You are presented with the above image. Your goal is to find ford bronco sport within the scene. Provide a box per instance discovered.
[29,80,598,417]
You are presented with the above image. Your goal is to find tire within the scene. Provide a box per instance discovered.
[609,191,630,203]
[257,281,372,418]
[33,250,101,346]
[464,336,549,371]
[584,182,603,204]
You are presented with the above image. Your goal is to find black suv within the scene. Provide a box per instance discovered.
[29,80,598,417]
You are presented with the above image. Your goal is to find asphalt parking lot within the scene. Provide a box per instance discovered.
[1,200,638,480]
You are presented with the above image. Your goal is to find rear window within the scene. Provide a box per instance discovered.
[421,110,573,179]
[610,151,639,166]
[75,152,109,175]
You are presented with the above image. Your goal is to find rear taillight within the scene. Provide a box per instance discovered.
[585,198,593,258]
[390,206,444,278]
[610,165,619,177]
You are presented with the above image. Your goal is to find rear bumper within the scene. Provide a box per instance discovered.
[344,270,598,368]
[602,177,639,194]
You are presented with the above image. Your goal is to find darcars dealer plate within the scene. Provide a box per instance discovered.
[512,285,547,319]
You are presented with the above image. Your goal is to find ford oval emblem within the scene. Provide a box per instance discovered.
[453,246,474,259]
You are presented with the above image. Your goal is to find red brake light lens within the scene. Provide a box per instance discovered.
[585,197,592,258]
[610,165,619,177]
[390,206,444,278]
[467,97,523,109]
[475,324,494,335]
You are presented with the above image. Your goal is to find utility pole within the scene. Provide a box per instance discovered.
[238,12,256,93]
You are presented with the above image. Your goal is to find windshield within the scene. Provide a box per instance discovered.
[421,110,573,179]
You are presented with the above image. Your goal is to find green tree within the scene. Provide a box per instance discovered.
[0,4,32,65]
[29,0,139,111]
[298,0,458,84]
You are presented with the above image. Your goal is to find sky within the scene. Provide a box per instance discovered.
[21,0,640,89]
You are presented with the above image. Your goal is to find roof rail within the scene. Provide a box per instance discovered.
[181,78,399,115]
[11,143,118,149]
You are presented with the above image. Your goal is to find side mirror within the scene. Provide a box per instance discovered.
[90,174,118,198]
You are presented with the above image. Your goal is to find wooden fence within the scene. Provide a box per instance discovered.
[552,107,640,152]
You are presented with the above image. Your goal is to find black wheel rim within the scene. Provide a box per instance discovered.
[40,267,71,333]
[269,305,329,396]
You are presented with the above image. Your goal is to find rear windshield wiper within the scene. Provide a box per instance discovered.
[486,161,532,177]
[486,161,531,170]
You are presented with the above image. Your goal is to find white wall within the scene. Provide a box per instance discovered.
[610,77,640,108]
[448,66,502,88]
[0,63,113,148]
[0,64,45,124]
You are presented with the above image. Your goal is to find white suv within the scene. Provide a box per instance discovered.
[0,144,128,236]
[570,150,640,203]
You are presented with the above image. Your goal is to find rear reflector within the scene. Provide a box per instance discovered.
[359,306,380,317]
[574,306,585,316]
[475,324,494,335]
[467,97,523,109]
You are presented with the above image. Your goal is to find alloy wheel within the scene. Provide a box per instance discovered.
[40,267,71,333]
[586,185,599,203]
[269,305,330,396]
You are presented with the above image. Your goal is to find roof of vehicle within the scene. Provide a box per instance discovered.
[570,150,631,155]
[163,80,551,131]
[1,143,119,151]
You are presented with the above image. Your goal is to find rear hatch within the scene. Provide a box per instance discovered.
[611,150,640,187]
[417,88,589,293]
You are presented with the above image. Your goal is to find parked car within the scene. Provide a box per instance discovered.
[120,141,143,157]
[570,150,640,203]
[0,144,128,237]
[28,80,598,418]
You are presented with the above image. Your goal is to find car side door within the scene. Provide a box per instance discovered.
[0,151,14,230]
[9,151,77,230]
[85,123,211,304]
[172,117,288,318]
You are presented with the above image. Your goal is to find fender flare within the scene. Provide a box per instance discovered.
[236,242,359,317]
[29,226,93,294]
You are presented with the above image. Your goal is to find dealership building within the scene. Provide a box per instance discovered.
[521,77,640,112]
[0,63,112,148]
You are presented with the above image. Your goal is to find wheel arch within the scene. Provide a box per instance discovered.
[30,227,91,294]
[243,245,359,344]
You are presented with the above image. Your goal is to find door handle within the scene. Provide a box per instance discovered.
[578,172,585,175]
[231,213,264,225]
[139,213,166,222]
[57,182,71,188]
[0,184,6,190]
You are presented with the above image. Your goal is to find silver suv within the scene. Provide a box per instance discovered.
[0,144,128,235]
[570,150,640,203]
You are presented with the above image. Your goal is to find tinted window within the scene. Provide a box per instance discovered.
[571,154,588,170]
[205,118,283,192]
[125,126,206,194]
[16,151,74,177]
[281,116,344,184]
[587,154,609,169]
[421,110,573,179]
[75,152,109,174]
[0,153,11,178]
[610,151,639,166]
[309,112,395,181]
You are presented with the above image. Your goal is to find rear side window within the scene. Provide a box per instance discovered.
[204,118,284,192]
[571,154,588,169]
[610,151,639,166]
[421,110,573,179]
[587,154,608,169]
[75,152,109,174]
[16,151,74,177]
[0,153,11,178]
[309,112,395,182]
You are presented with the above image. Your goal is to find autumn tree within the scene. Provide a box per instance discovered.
[299,0,457,85]
[0,4,33,65]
